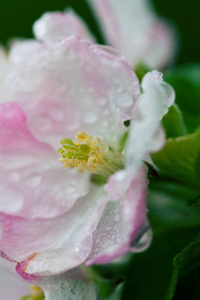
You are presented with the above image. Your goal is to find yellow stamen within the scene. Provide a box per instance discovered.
[58,131,123,176]
[21,285,44,300]
[30,285,44,297]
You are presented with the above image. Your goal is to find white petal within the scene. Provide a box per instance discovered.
[6,37,140,149]
[88,0,176,68]
[126,70,175,175]
[33,11,95,46]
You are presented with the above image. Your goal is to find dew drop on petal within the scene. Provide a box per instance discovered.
[9,171,21,182]
[131,227,152,253]
[52,185,60,192]
[34,116,52,132]
[26,174,42,189]
[103,109,110,116]
[97,97,107,107]
[48,108,65,122]
[114,214,120,222]
[114,93,134,108]
[64,187,75,195]
[82,112,98,124]
[0,190,23,213]
[115,171,126,182]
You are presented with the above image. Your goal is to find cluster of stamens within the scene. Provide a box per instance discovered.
[58,131,123,176]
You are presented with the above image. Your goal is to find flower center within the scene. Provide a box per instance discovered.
[58,131,123,176]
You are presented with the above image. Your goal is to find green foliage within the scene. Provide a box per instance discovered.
[165,65,200,134]
[134,63,151,83]
[151,128,200,190]
[162,104,188,138]
[188,195,200,208]
[121,227,200,300]
[148,178,200,229]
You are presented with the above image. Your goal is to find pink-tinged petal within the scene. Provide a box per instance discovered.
[104,169,130,201]
[0,186,108,275]
[87,0,176,68]
[33,11,95,46]
[125,71,175,176]
[0,102,90,218]
[86,166,151,265]
[6,37,140,149]
[142,20,177,69]
[0,265,30,300]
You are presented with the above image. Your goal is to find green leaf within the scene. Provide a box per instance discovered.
[174,266,200,300]
[162,104,188,138]
[85,263,127,300]
[167,237,200,300]
[188,194,200,208]
[148,178,200,229]
[121,227,200,300]
[151,128,200,190]
[165,64,200,133]
[134,62,151,83]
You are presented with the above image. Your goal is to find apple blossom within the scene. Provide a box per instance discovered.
[87,0,176,69]
[0,12,175,299]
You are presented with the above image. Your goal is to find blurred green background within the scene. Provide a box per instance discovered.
[0,0,199,65]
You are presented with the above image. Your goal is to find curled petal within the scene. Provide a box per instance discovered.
[126,70,175,176]
[0,186,108,275]
[86,166,150,265]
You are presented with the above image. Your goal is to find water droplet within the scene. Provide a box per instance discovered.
[97,98,107,107]
[9,171,21,182]
[131,226,152,252]
[114,214,120,222]
[92,45,121,59]
[115,171,126,182]
[0,190,23,213]
[65,187,75,195]
[52,185,60,192]
[82,112,98,124]
[26,174,42,188]
[102,120,109,126]
[34,116,51,132]
[115,93,134,108]
[116,237,121,243]
[104,109,110,116]
[69,179,76,185]
[48,108,65,122]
